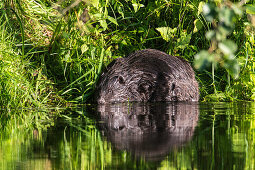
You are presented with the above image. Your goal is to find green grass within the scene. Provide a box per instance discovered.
[0,1,65,109]
[0,0,255,109]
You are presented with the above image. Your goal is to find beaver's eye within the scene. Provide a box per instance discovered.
[118,76,125,85]
[171,83,175,91]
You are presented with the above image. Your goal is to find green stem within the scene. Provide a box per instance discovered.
[212,62,216,93]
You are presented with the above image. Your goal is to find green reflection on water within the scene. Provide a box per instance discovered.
[1,102,255,169]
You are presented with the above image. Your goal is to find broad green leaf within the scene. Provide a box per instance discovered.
[198,1,205,15]
[205,30,215,40]
[214,0,222,3]
[156,27,177,42]
[121,39,127,45]
[219,7,235,27]
[218,40,237,55]
[187,4,195,10]
[203,3,217,22]
[246,4,255,14]
[194,50,214,70]
[132,3,144,13]
[93,13,102,18]
[107,16,118,25]
[105,46,112,58]
[193,19,203,33]
[89,0,100,8]
[217,24,232,40]
[132,3,139,13]
[62,32,69,39]
[117,6,124,18]
[232,4,243,16]
[251,89,255,100]
[224,58,240,79]
[63,52,72,62]
[81,44,89,54]
[100,19,108,30]
[176,33,192,49]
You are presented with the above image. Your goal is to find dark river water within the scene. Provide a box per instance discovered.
[1,102,255,169]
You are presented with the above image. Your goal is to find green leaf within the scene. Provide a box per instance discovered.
[105,46,112,58]
[176,33,192,49]
[217,24,232,40]
[194,50,214,70]
[224,58,240,79]
[100,19,108,30]
[81,44,89,54]
[198,1,205,15]
[187,4,195,11]
[205,30,215,40]
[203,3,217,22]
[93,13,102,18]
[246,4,255,14]
[90,0,100,8]
[232,4,243,16]
[132,3,144,13]
[156,27,177,42]
[62,32,69,39]
[107,16,118,25]
[218,40,237,55]
[63,51,72,62]
[219,7,235,27]
[214,0,222,3]
[117,6,124,18]
[132,3,139,13]
[193,19,203,33]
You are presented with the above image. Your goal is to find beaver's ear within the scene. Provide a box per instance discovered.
[107,58,126,70]
[118,76,125,85]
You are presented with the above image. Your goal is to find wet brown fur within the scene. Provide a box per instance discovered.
[95,49,199,103]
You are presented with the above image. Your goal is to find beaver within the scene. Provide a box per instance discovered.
[95,49,199,104]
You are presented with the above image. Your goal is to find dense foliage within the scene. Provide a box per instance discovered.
[0,0,255,106]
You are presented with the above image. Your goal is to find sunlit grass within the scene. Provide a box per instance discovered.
[0,1,66,109]
[1,0,254,103]
[0,22,53,108]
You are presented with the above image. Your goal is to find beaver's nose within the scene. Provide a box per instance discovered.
[138,83,151,94]
[98,97,106,104]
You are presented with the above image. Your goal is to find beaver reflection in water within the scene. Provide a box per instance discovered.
[96,49,199,103]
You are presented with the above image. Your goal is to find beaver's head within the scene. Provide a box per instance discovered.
[96,58,161,103]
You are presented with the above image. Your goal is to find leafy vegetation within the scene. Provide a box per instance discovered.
[0,0,255,104]
[0,1,64,109]
[195,0,255,101]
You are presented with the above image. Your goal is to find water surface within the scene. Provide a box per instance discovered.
[1,102,255,169]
